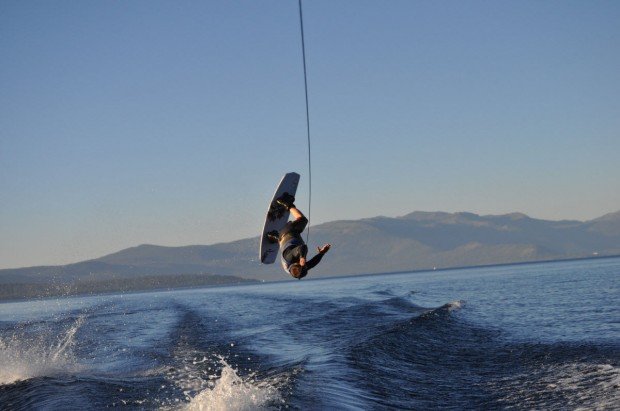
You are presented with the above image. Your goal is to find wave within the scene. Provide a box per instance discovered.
[343,299,619,410]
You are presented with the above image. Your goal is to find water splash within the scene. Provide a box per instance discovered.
[162,344,286,411]
[0,316,84,385]
[185,358,282,411]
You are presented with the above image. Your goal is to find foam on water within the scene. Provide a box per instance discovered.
[494,361,620,409]
[546,362,620,409]
[445,300,464,311]
[0,316,84,385]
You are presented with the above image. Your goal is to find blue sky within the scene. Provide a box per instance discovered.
[1,0,619,269]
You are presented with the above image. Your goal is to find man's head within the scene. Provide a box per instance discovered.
[289,263,308,279]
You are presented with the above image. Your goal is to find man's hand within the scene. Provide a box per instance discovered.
[317,244,331,254]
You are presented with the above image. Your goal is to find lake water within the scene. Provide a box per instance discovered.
[1,257,619,410]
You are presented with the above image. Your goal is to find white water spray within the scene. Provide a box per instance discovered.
[0,316,84,385]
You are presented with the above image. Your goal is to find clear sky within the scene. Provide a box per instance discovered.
[1,0,619,269]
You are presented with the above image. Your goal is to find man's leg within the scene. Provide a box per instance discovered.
[289,206,305,221]
[289,207,308,233]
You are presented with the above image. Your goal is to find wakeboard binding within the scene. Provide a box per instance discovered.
[267,192,296,221]
[266,230,280,244]
[276,192,296,210]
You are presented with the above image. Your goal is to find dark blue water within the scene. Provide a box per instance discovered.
[1,257,619,410]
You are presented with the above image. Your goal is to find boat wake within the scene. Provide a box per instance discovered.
[1,262,617,410]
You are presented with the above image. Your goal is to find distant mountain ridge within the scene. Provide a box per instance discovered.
[1,210,619,300]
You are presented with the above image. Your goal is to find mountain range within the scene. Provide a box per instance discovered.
[1,210,619,300]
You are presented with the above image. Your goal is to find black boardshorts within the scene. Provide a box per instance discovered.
[283,243,308,263]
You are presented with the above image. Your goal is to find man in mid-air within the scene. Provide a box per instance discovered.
[267,193,331,279]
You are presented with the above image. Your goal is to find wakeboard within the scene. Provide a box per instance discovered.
[259,172,300,264]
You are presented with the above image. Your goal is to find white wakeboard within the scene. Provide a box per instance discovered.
[259,172,300,264]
